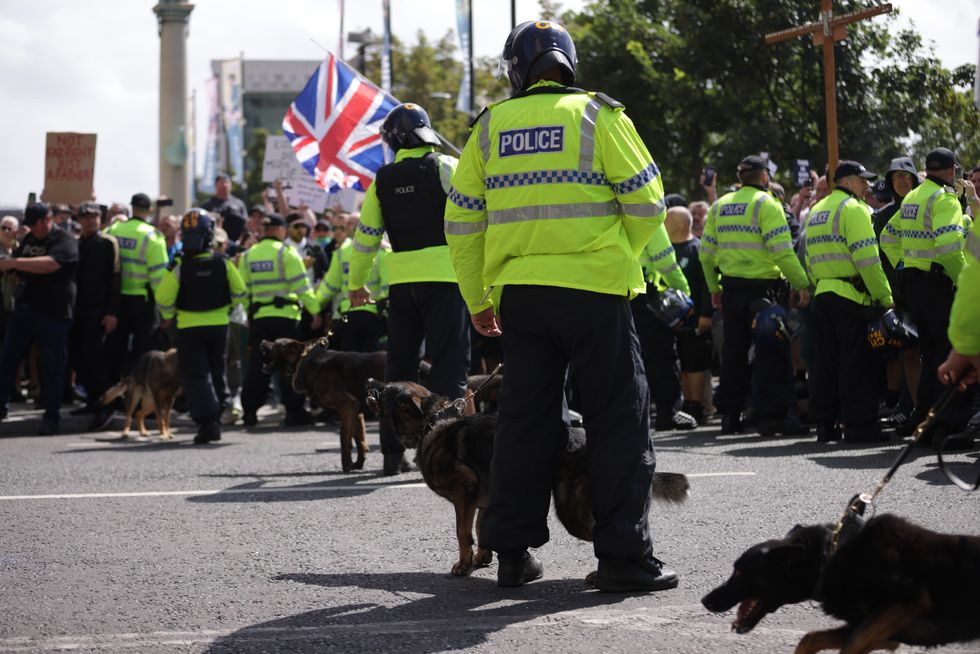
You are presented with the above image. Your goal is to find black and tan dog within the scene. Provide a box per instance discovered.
[101,348,181,439]
[364,379,689,577]
[702,508,980,653]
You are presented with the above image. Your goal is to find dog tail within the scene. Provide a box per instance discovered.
[100,380,128,406]
[651,472,689,503]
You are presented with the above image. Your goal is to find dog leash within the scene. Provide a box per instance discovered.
[829,376,963,552]
[423,363,504,433]
[937,429,980,491]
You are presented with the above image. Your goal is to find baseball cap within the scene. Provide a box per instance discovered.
[664,193,688,208]
[130,193,152,209]
[52,203,71,215]
[78,202,101,216]
[262,213,286,227]
[249,204,267,216]
[213,227,229,245]
[314,219,331,231]
[23,202,51,226]
[286,212,306,225]
[871,179,892,201]
[833,160,877,182]
[737,155,767,173]
[924,147,957,171]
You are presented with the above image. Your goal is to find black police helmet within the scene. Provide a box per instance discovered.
[380,103,440,152]
[501,20,577,95]
[868,308,918,356]
[647,288,698,331]
[181,208,216,252]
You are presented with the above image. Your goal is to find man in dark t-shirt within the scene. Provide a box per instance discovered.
[0,202,79,434]
[202,173,247,242]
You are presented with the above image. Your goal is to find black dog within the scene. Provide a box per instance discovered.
[364,379,689,577]
[703,508,980,653]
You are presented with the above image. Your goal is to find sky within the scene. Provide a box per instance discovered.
[0,0,977,207]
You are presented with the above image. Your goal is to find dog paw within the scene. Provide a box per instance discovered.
[474,548,493,568]
[451,560,474,576]
[584,570,598,588]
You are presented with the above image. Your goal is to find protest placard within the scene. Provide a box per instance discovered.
[44,132,96,204]
[262,135,307,183]
[793,159,812,187]
[269,175,329,213]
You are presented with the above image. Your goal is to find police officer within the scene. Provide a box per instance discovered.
[156,209,245,443]
[445,19,678,593]
[631,228,698,432]
[700,156,811,436]
[805,161,894,443]
[238,214,321,428]
[347,102,470,475]
[105,193,168,382]
[938,231,980,390]
[880,147,974,449]
[314,217,388,352]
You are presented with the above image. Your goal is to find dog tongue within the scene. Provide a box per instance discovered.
[733,598,759,633]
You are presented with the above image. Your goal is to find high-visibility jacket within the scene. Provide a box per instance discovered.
[105,218,168,298]
[950,231,980,355]
[349,145,458,289]
[156,253,246,329]
[444,80,667,314]
[879,176,966,281]
[315,239,389,318]
[238,237,320,321]
[804,188,893,306]
[643,226,690,294]
[700,185,810,293]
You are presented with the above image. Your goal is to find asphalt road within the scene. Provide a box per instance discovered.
[2,411,979,654]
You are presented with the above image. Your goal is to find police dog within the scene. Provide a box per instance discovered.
[100,348,181,440]
[364,379,690,577]
[702,508,980,653]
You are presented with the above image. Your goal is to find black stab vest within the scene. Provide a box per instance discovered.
[375,153,448,252]
[175,253,232,312]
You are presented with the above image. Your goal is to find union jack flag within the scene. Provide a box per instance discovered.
[282,53,399,192]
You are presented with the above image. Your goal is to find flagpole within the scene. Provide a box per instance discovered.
[338,0,345,58]
[467,0,474,117]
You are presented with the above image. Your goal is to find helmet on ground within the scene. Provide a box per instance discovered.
[648,288,698,331]
[380,103,440,152]
[180,208,215,252]
[750,299,792,346]
[867,308,918,355]
[500,20,577,95]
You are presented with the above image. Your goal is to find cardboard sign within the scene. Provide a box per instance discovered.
[269,175,328,212]
[262,135,308,183]
[794,159,812,187]
[44,132,96,204]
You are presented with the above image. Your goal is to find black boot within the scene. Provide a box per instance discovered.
[382,451,411,476]
[720,413,742,435]
[496,550,544,587]
[595,555,679,593]
[194,421,221,444]
[816,422,842,443]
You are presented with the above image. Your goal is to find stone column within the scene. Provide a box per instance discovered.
[153,1,194,214]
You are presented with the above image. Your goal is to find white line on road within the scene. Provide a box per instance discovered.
[0,472,754,502]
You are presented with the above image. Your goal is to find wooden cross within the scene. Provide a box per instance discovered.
[766,1,892,179]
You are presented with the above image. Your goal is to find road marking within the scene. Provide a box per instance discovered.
[0,472,754,502]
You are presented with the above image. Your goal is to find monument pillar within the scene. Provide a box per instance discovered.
[153,1,194,213]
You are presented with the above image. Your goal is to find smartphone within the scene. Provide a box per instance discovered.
[27,192,36,206]
[703,166,716,186]
[157,198,174,207]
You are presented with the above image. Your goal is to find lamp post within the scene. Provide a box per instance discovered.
[347,28,374,74]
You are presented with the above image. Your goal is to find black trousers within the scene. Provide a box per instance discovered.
[176,325,227,425]
[630,297,681,416]
[70,310,111,405]
[379,282,470,456]
[809,293,883,427]
[330,310,383,353]
[241,317,307,417]
[714,278,794,417]
[105,295,158,383]
[904,270,976,430]
[479,286,655,563]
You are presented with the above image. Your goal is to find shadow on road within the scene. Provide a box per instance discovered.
[204,571,627,653]
[186,472,418,504]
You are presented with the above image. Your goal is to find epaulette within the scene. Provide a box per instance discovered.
[468,106,490,129]
[593,92,624,109]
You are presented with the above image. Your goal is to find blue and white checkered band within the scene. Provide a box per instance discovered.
[357,223,384,237]
[719,203,749,217]
[808,210,831,227]
[250,260,274,273]
[498,126,564,157]
[901,204,919,220]
[342,262,350,273]
[116,237,138,250]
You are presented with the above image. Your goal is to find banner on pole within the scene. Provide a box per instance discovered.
[200,76,220,194]
[455,0,472,114]
[220,58,245,185]
[381,0,392,93]
[43,132,96,204]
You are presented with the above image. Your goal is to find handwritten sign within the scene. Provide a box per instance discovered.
[269,175,329,213]
[262,135,308,183]
[793,159,812,187]
[44,132,96,204]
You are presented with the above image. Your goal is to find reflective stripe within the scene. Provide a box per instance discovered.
[148,263,167,272]
[578,98,601,172]
[767,241,792,253]
[720,241,765,251]
[967,232,980,259]
[122,272,148,280]
[659,262,681,274]
[138,233,150,260]
[879,231,900,245]
[252,289,288,300]
[478,111,491,162]
[353,239,379,254]
[445,219,488,235]
[935,241,962,256]
[287,273,308,284]
[485,169,608,189]
[611,163,660,195]
[449,188,486,211]
[323,283,341,293]
[831,198,851,237]
[749,194,767,231]
[487,200,620,225]
[922,189,944,233]
[809,252,850,265]
[621,201,665,219]
[157,302,175,311]
[904,247,937,259]
[276,246,286,285]
[854,256,881,269]
[438,156,455,193]
[250,277,284,287]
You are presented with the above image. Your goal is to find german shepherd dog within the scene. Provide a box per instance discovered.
[702,507,980,653]
[364,379,690,577]
[100,349,181,440]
